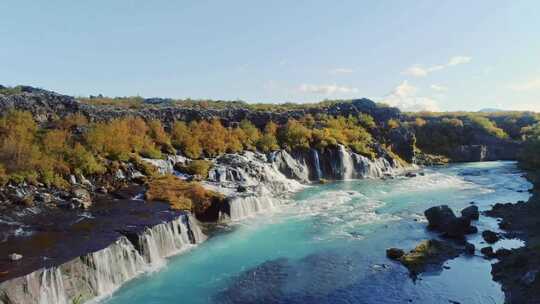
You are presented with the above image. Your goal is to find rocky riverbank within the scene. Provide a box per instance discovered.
[484,171,540,304]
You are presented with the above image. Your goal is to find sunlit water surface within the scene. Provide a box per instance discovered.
[105,161,531,304]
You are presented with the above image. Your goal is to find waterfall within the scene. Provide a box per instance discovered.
[209,152,303,194]
[86,237,148,297]
[229,195,279,220]
[339,145,354,180]
[311,149,322,180]
[188,215,207,244]
[38,268,67,304]
[141,158,174,175]
[12,214,205,304]
[139,215,203,267]
[271,150,310,183]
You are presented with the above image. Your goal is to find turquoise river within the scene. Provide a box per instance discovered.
[104,161,530,304]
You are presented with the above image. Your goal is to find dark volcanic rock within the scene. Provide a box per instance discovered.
[443,143,522,162]
[481,246,495,259]
[461,205,479,221]
[482,230,500,244]
[386,248,405,260]
[425,205,456,230]
[0,88,401,129]
[424,205,475,239]
[464,242,475,255]
[495,248,512,258]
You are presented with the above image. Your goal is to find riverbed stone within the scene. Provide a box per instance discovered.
[461,205,479,221]
[424,205,475,239]
[464,242,475,255]
[481,246,495,259]
[482,230,500,244]
[521,270,539,286]
[386,248,405,260]
[8,253,22,261]
[397,239,461,279]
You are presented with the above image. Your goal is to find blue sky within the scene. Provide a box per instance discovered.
[1,1,539,112]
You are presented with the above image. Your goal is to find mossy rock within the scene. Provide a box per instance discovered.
[397,239,461,278]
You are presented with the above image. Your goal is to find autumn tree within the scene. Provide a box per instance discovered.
[240,119,261,150]
[0,110,40,173]
[279,119,312,150]
[257,121,279,153]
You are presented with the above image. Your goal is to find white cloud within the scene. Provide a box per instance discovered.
[508,78,540,91]
[448,56,472,66]
[380,81,440,112]
[430,84,448,91]
[403,56,472,77]
[298,83,359,95]
[329,68,354,74]
[403,66,429,77]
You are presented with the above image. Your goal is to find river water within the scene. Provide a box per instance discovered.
[104,161,530,304]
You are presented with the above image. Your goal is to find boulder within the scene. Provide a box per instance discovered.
[482,230,500,244]
[115,169,126,180]
[386,248,405,260]
[97,186,108,194]
[461,205,479,221]
[424,205,475,239]
[521,270,539,287]
[425,205,456,230]
[72,188,92,209]
[405,172,417,178]
[35,192,53,204]
[444,217,473,238]
[495,248,512,258]
[397,239,461,278]
[69,174,77,185]
[8,253,22,261]
[465,242,475,255]
[481,246,496,259]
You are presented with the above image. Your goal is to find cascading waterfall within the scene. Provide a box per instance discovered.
[87,237,148,297]
[38,268,67,304]
[139,215,204,267]
[311,149,322,180]
[229,196,279,220]
[17,214,205,304]
[339,145,354,180]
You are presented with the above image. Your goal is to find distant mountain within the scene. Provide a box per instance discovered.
[478,108,506,113]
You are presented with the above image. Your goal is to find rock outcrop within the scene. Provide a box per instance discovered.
[388,239,463,279]
[445,143,522,162]
[424,205,477,239]
[0,89,401,130]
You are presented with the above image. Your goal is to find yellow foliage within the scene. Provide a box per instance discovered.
[279,119,312,150]
[55,113,89,130]
[145,175,223,212]
[176,160,213,179]
[240,119,261,150]
[0,164,8,186]
[0,110,40,172]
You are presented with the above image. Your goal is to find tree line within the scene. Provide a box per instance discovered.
[0,110,378,187]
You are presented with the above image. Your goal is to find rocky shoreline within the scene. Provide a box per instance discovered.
[484,171,540,304]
